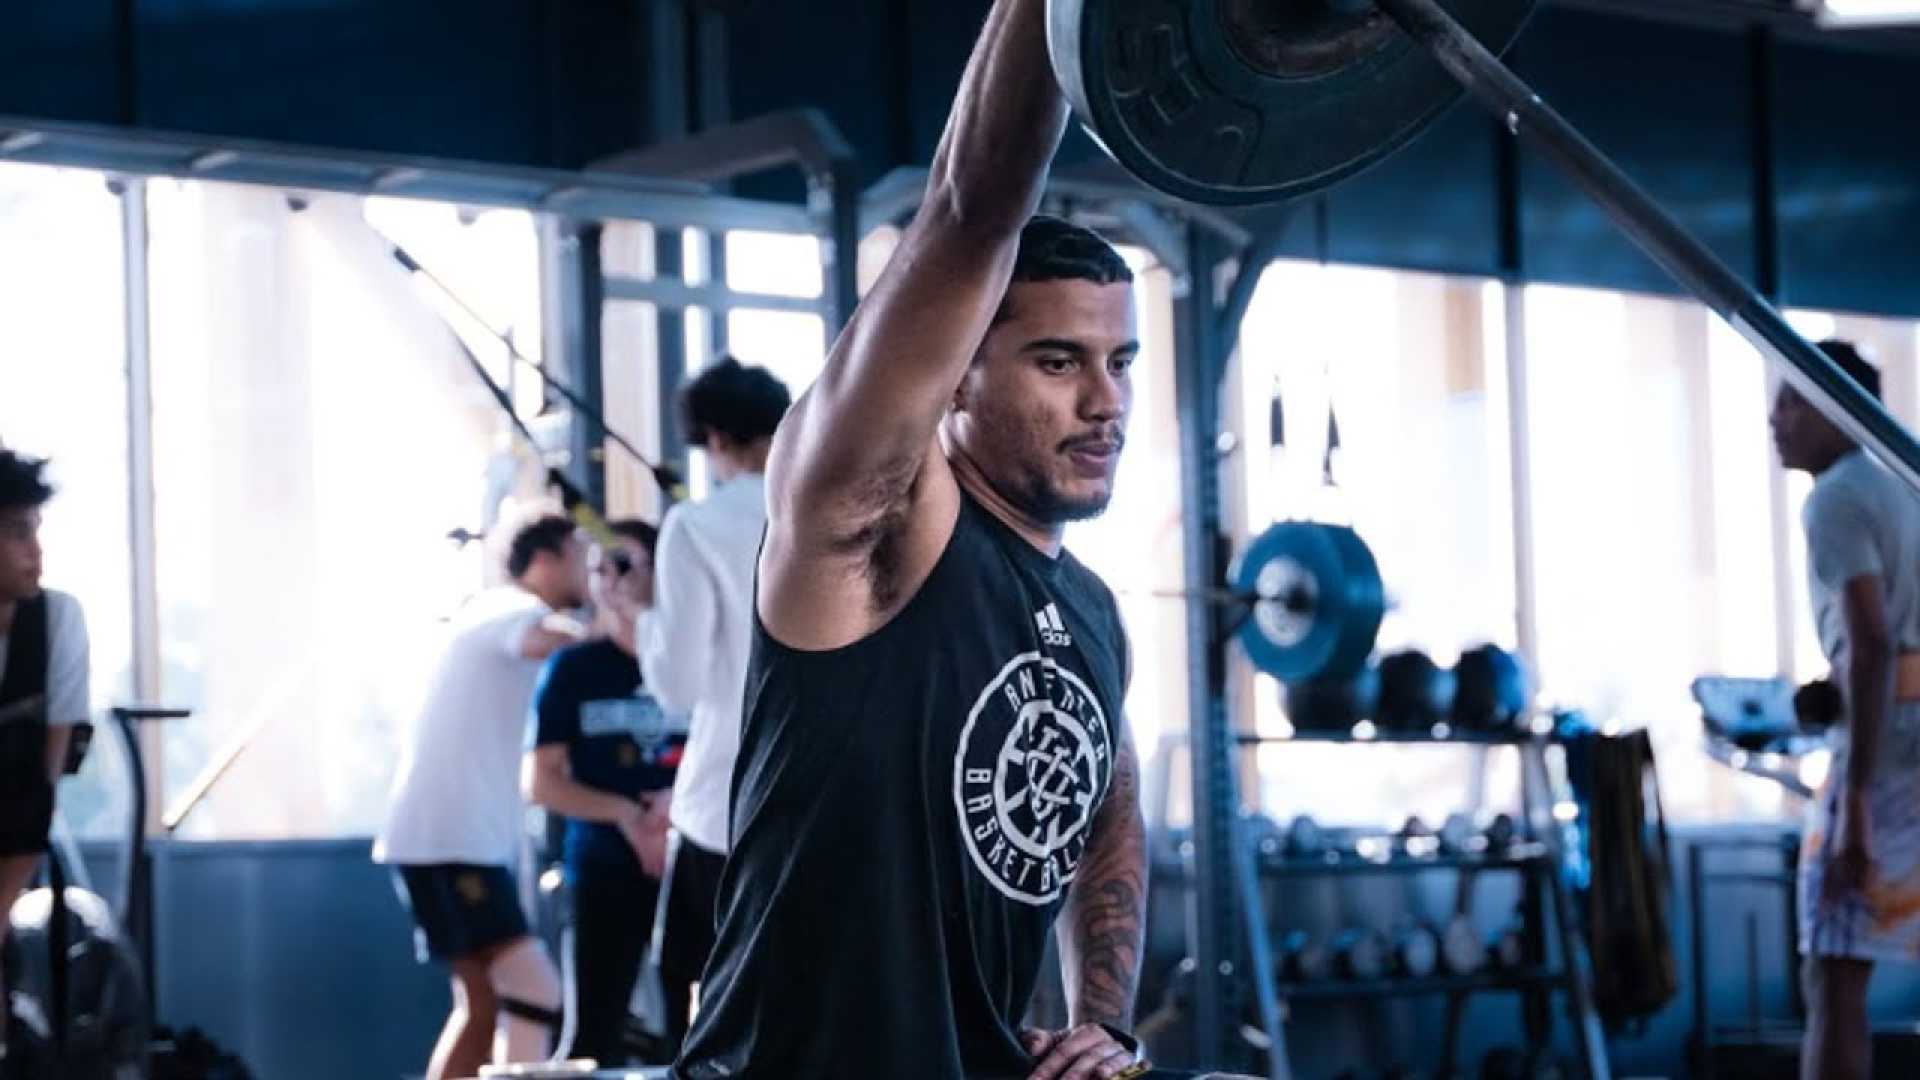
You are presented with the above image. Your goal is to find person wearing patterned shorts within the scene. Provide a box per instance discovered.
[1773,340,1920,1080]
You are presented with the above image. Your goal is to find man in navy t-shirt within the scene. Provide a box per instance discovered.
[523,519,683,1064]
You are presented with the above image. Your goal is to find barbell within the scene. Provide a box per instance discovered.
[1045,0,1920,498]
[1119,520,1387,681]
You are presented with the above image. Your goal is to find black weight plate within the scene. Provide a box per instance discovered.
[1230,521,1385,681]
[1048,0,1536,205]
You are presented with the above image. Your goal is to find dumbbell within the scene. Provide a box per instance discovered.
[1391,922,1440,978]
[1438,812,1477,857]
[1285,662,1382,732]
[1439,914,1487,975]
[1488,917,1527,971]
[1285,814,1333,861]
[1795,677,1843,731]
[1484,813,1518,852]
[1331,927,1389,980]
[1452,643,1529,732]
[1396,815,1438,860]
[1278,930,1332,982]
[1377,650,1457,732]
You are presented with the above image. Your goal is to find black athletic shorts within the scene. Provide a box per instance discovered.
[0,778,52,858]
[0,719,53,857]
[392,863,529,963]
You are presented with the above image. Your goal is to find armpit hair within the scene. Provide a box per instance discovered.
[813,452,922,615]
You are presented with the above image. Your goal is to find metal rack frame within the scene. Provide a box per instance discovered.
[1228,731,1611,1080]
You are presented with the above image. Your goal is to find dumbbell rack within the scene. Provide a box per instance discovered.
[1238,726,1611,1080]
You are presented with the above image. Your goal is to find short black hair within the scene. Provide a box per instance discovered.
[0,450,55,512]
[1819,339,1881,402]
[994,215,1133,324]
[1012,215,1133,287]
[506,513,577,579]
[605,518,659,558]
[677,356,791,448]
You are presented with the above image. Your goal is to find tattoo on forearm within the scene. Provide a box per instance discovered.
[1070,740,1146,1028]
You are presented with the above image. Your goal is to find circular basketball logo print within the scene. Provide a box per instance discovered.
[954,652,1114,905]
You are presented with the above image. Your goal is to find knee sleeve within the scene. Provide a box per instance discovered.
[491,937,562,1028]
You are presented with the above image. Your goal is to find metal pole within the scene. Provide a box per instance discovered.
[117,177,164,832]
[1374,0,1920,496]
[1689,844,1713,1079]
[1502,285,1541,678]
[1174,225,1237,1062]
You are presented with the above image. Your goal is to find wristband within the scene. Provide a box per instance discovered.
[1097,1023,1145,1063]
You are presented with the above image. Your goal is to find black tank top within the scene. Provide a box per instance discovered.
[675,489,1130,1080]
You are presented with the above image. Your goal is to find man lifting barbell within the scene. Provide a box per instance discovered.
[670,2,1148,1078]
[1771,341,1920,1080]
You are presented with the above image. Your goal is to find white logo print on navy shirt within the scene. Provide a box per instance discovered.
[952,648,1113,906]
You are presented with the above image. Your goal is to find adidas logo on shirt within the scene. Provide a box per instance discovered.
[1034,603,1072,648]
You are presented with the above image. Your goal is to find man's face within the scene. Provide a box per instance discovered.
[589,537,655,611]
[952,278,1138,524]
[1770,384,1843,473]
[0,506,43,602]
[560,534,587,611]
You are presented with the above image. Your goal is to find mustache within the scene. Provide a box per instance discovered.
[1059,429,1125,453]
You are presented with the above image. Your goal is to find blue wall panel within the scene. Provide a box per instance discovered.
[1324,101,1503,278]
[133,0,547,163]
[151,838,445,1080]
[1512,8,1759,299]
[1774,38,1920,318]
[0,1,123,124]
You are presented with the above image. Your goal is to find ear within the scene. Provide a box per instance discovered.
[951,357,981,414]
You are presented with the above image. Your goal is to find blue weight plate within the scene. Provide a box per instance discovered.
[1230,521,1385,681]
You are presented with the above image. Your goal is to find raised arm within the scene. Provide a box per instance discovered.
[760,0,1068,647]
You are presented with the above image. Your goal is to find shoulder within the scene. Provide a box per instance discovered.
[679,479,765,533]
[1806,462,1868,516]
[542,639,605,679]
[658,497,715,551]
[1059,552,1130,663]
[1060,550,1122,620]
[468,589,548,630]
[39,588,82,618]
[40,589,88,643]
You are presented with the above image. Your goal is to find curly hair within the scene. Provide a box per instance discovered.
[0,449,55,511]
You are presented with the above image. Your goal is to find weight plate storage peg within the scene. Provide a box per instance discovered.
[1046,0,1537,205]
[1229,521,1386,682]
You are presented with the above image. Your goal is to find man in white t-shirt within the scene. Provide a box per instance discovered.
[606,356,788,1049]
[1772,340,1920,1080]
[374,512,589,1080]
[0,450,90,1043]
